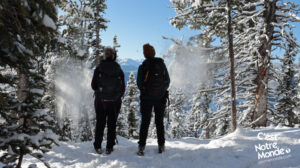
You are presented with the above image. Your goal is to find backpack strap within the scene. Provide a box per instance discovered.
[143,59,155,84]
[144,59,153,83]
[144,71,149,82]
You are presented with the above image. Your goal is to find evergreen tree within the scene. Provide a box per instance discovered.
[78,105,93,141]
[59,0,93,60]
[191,89,212,138]
[60,104,73,141]
[274,32,299,127]
[0,1,59,167]
[123,72,140,138]
[113,35,121,52]
[116,107,128,138]
[170,0,300,129]
[168,90,186,139]
[88,0,108,66]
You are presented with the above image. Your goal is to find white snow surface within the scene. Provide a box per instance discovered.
[19,127,300,168]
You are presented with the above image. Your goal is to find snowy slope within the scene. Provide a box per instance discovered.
[19,127,300,168]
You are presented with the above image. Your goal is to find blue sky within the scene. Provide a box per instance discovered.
[101,0,300,60]
[101,0,197,60]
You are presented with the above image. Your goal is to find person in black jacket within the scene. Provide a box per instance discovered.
[91,47,125,154]
[137,43,170,156]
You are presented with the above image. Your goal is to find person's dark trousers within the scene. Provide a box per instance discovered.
[94,99,121,149]
[138,99,166,147]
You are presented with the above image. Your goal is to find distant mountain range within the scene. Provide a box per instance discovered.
[117,58,142,82]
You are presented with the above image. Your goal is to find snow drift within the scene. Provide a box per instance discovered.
[19,127,300,168]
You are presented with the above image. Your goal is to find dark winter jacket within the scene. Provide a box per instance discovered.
[137,57,170,101]
[91,60,125,103]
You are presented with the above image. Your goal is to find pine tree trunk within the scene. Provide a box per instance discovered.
[287,111,295,127]
[16,152,24,168]
[16,70,28,168]
[83,106,93,140]
[253,67,268,127]
[17,69,28,126]
[227,0,237,132]
[252,0,277,127]
[205,123,210,139]
[17,70,28,102]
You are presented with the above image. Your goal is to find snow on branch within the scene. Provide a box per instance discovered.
[42,14,57,30]
[198,85,229,93]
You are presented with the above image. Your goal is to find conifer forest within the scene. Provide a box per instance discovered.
[1,0,300,168]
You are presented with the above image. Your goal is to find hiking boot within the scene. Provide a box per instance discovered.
[137,145,145,156]
[105,147,114,155]
[158,145,165,153]
[95,148,103,154]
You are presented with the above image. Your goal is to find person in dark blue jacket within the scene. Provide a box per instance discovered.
[136,43,170,156]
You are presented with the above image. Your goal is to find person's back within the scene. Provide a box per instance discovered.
[96,60,123,101]
[138,57,169,100]
[91,47,125,155]
[137,43,170,156]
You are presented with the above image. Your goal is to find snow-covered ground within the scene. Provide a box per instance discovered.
[13,127,300,168]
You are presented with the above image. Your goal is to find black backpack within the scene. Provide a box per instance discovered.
[96,61,123,100]
[143,58,166,98]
